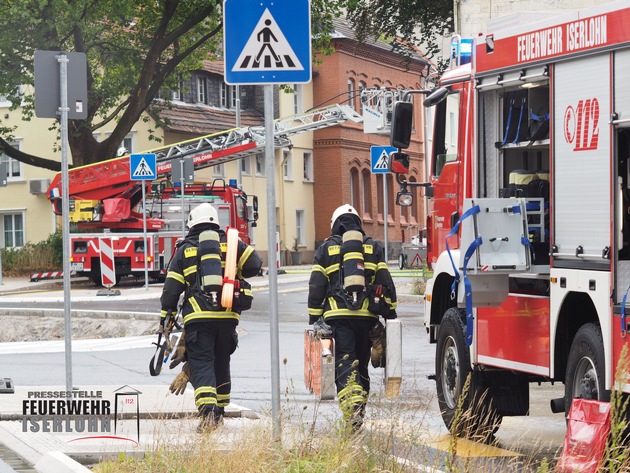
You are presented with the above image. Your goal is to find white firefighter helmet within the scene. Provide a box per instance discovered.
[187,203,219,228]
[330,204,361,229]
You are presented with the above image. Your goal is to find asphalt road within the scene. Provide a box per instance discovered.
[0,279,568,470]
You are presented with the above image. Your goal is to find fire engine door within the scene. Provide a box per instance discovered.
[553,54,611,268]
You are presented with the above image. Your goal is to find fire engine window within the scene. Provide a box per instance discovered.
[134,241,144,253]
[73,241,88,254]
[432,92,459,177]
[236,197,247,221]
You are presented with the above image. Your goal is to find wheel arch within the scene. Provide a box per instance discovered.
[553,291,599,383]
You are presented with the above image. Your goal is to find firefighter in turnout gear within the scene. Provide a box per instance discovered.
[160,203,262,432]
[307,204,397,431]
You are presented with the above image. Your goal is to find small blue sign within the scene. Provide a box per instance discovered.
[223,0,312,85]
[370,146,396,174]
[130,153,157,181]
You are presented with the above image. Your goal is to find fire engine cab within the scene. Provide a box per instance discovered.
[390,1,630,438]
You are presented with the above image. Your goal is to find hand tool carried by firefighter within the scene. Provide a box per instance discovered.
[149,309,181,376]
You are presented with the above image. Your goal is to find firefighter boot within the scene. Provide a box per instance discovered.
[369,321,386,368]
[169,362,191,395]
[197,406,224,434]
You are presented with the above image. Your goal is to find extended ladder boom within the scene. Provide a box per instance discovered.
[48,103,363,202]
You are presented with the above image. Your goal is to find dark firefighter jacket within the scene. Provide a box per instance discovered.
[307,221,397,322]
[160,223,262,325]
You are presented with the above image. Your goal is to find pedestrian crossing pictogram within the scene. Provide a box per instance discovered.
[132,158,154,178]
[232,8,304,72]
[374,150,390,170]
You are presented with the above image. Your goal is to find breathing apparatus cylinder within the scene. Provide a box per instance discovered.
[341,230,365,309]
[198,230,223,307]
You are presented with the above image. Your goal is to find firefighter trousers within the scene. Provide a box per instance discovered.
[328,318,373,419]
[185,320,238,417]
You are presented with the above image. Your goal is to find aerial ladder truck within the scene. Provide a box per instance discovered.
[46,103,363,284]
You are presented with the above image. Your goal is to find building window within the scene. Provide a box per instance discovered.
[303,151,313,181]
[361,169,372,218]
[296,209,305,246]
[171,75,183,101]
[213,163,225,177]
[358,81,366,115]
[197,76,207,104]
[293,84,302,114]
[0,141,22,180]
[255,153,265,176]
[409,177,420,224]
[240,156,251,176]
[221,83,236,109]
[283,149,292,180]
[3,213,24,248]
[347,79,355,110]
[350,168,360,211]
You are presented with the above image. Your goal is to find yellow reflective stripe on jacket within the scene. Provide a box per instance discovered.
[376,261,389,271]
[311,263,326,276]
[364,261,378,271]
[200,253,221,262]
[325,263,340,275]
[323,296,374,319]
[308,307,324,316]
[183,265,197,278]
[343,251,363,260]
[238,245,254,269]
[166,270,185,284]
[183,311,239,324]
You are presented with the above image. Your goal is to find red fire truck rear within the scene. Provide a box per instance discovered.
[390,2,630,437]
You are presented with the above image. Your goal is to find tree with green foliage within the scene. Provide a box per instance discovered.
[0,0,450,172]
[346,0,453,73]
[0,0,346,172]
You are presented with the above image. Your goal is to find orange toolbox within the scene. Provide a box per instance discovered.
[304,329,335,400]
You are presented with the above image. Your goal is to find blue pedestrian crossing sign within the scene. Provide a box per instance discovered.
[371,146,396,174]
[130,153,157,181]
[223,0,312,85]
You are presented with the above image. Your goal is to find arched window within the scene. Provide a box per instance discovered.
[358,81,366,115]
[361,169,372,219]
[409,176,420,225]
[350,167,360,212]
[347,78,356,110]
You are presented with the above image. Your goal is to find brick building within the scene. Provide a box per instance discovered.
[312,18,431,257]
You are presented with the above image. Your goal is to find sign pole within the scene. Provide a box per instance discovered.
[384,175,388,262]
[142,182,149,290]
[58,53,73,393]
[264,84,281,439]
[180,160,186,239]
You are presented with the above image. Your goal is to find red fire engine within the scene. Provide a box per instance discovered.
[390,2,630,437]
[47,103,362,284]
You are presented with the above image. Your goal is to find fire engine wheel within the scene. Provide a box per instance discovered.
[564,322,608,417]
[398,253,407,270]
[436,307,502,441]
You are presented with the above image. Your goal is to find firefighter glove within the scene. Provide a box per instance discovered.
[369,321,386,368]
[169,362,191,396]
[313,317,333,339]
[169,328,187,369]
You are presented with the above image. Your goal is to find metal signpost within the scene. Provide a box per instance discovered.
[34,50,87,393]
[371,146,396,261]
[130,153,157,290]
[224,0,312,439]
